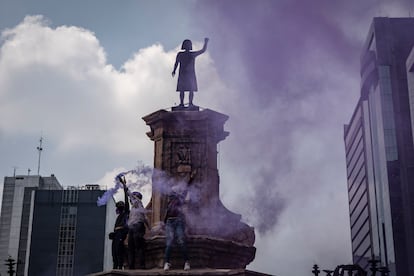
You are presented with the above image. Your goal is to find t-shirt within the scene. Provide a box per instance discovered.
[164,193,185,222]
[128,200,147,227]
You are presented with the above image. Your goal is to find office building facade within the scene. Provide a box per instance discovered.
[27,187,114,276]
[344,17,414,276]
[0,176,115,276]
[0,175,63,276]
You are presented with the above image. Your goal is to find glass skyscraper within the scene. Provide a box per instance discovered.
[344,17,414,276]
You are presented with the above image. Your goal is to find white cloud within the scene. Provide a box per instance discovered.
[0,15,230,225]
[0,15,227,160]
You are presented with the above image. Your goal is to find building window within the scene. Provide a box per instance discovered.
[56,191,78,276]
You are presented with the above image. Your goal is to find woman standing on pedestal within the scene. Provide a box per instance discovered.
[110,176,129,269]
[126,191,150,269]
[172,38,209,107]
[163,189,190,271]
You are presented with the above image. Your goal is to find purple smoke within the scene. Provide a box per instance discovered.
[185,1,414,274]
[190,0,367,234]
[96,177,123,206]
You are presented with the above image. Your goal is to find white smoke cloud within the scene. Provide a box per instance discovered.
[95,164,153,207]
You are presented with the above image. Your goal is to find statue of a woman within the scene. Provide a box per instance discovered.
[172,38,209,107]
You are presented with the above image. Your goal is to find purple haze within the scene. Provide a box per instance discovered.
[188,0,413,275]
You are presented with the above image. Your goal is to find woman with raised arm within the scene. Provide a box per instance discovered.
[110,175,129,269]
[172,37,209,107]
[126,190,150,269]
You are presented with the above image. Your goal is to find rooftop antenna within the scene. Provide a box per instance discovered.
[13,166,18,177]
[36,136,43,175]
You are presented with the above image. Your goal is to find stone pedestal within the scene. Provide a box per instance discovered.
[142,108,256,268]
[142,108,230,228]
[144,236,255,269]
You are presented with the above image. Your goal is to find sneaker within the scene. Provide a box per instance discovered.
[164,262,171,271]
[184,261,190,271]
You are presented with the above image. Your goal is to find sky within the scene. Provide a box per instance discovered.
[1,0,414,275]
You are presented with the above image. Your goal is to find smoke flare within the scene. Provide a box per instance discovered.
[96,164,153,206]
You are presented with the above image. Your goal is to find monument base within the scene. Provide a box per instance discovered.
[144,235,255,269]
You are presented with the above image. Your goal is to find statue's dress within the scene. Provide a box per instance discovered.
[176,51,198,92]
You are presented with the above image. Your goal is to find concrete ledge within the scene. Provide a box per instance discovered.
[88,268,273,276]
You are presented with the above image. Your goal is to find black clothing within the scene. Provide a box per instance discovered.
[112,228,128,269]
[112,186,130,269]
[164,193,185,222]
[114,211,129,229]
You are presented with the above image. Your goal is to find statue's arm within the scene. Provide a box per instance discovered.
[172,53,179,77]
[194,37,209,56]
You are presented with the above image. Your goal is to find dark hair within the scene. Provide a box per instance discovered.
[181,39,192,51]
[116,201,125,208]
[132,191,143,200]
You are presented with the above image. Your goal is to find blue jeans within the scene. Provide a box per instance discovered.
[128,222,146,269]
[164,217,188,263]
